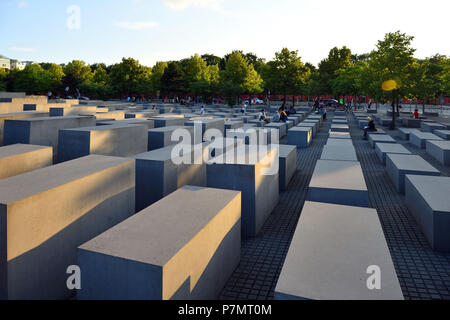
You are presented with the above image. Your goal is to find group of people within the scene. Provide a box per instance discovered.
[258,105,298,125]
[313,99,328,120]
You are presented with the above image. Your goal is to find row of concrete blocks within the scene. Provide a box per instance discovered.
[275,133,403,299]
[0,140,297,299]
[371,138,450,252]
[286,115,322,148]
[396,129,449,165]
[0,151,242,300]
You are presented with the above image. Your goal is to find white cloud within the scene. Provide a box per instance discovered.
[9,47,36,52]
[114,21,159,30]
[162,0,222,10]
[17,1,28,8]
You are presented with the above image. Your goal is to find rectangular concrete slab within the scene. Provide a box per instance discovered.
[207,146,279,237]
[275,201,403,300]
[58,124,148,162]
[326,138,354,147]
[368,134,397,148]
[134,144,208,211]
[3,116,96,161]
[386,154,440,194]
[148,126,195,151]
[328,131,351,139]
[421,122,446,133]
[426,140,450,166]
[279,144,297,191]
[0,144,53,180]
[320,145,357,162]
[375,143,412,165]
[398,128,418,140]
[0,112,49,146]
[409,131,443,149]
[78,186,241,300]
[405,175,450,252]
[330,124,350,133]
[0,155,136,300]
[433,130,450,140]
[307,160,368,207]
[297,123,317,136]
[264,122,287,138]
[288,127,313,148]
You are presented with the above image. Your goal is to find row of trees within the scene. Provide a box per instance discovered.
[0,31,449,108]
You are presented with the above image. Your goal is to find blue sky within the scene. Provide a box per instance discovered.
[1,0,449,67]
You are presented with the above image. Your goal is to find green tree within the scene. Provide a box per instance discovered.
[0,68,8,91]
[220,51,263,105]
[151,61,168,98]
[62,60,93,91]
[160,61,186,96]
[368,31,416,128]
[13,64,53,94]
[201,54,221,66]
[411,55,446,112]
[262,48,310,105]
[317,46,352,95]
[109,58,152,96]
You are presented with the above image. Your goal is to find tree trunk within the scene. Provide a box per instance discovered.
[390,92,396,130]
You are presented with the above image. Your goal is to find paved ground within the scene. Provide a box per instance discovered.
[219,112,450,300]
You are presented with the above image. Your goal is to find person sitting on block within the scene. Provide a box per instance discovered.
[363,117,377,139]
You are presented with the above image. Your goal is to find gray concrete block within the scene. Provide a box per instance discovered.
[226,127,274,146]
[0,144,53,180]
[405,175,450,252]
[426,140,450,166]
[0,155,136,299]
[421,122,446,133]
[375,143,411,165]
[96,119,155,131]
[224,121,244,130]
[328,131,351,139]
[326,138,354,147]
[279,144,297,191]
[58,124,148,162]
[330,124,350,133]
[78,186,241,300]
[0,112,49,146]
[185,118,225,139]
[297,123,317,136]
[125,111,159,119]
[386,154,440,194]
[402,118,421,128]
[148,126,195,151]
[134,144,208,211]
[264,122,287,138]
[207,146,279,237]
[288,127,313,148]
[150,117,187,128]
[368,134,397,148]
[3,116,96,161]
[398,128,417,140]
[409,131,443,149]
[307,160,368,207]
[434,130,450,140]
[332,119,348,124]
[320,145,357,162]
[275,201,403,300]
